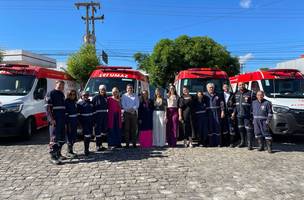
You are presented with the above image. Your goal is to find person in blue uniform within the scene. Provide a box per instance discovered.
[78,91,94,156]
[65,89,78,158]
[45,80,66,165]
[193,91,209,147]
[221,84,237,147]
[92,85,108,151]
[252,91,273,153]
[233,82,256,150]
[205,83,225,147]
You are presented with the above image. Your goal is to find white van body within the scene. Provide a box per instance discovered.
[230,69,304,135]
[0,64,77,139]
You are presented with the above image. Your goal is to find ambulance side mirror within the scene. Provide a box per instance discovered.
[34,88,45,100]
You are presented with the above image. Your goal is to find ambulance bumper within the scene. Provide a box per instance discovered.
[0,112,26,137]
[270,110,304,135]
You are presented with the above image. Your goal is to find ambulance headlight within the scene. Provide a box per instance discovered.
[3,103,24,113]
[272,105,289,113]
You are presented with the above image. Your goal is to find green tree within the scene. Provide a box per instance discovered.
[67,44,100,85]
[134,35,240,87]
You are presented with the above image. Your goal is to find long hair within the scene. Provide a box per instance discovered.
[167,85,177,98]
[66,89,78,101]
[140,90,149,103]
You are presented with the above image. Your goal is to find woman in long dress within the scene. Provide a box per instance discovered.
[107,87,122,148]
[153,88,167,147]
[166,85,179,147]
[138,90,154,148]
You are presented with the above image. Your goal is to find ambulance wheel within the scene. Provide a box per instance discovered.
[23,118,36,140]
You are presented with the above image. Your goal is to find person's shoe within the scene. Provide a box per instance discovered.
[229,143,234,148]
[266,139,273,153]
[96,146,107,152]
[189,143,193,148]
[237,142,245,148]
[125,143,129,149]
[133,143,137,148]
[50,154,62,165]
[66,145,77,158]
[184,140,188,148]
[257,138,265,151]
[58,151,67,161]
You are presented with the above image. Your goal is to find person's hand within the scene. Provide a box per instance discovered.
[50,119,56,126]
[231,112,235,120]
[179,116,183,123]
[164,117,168,124]
[221,111,225,119]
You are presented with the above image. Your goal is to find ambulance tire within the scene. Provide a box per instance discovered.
[23,117,36,140]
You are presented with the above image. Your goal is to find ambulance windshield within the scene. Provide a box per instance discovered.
[181,78,229,95]
[262,79,304,98]
[0,75,35,96]
[84,77,136,96]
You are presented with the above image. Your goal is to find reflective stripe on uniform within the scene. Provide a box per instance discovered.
[68,114,78,118]
[207,106,220,109]
[95,109,108,113]
[81,113,93,117]
[196,110,206,114]
[245,126,252,130]
[95,135,102,138]
[241,103,250,106]
[84,135,91,138]
[53,106,65,110]
[253,116,268,119]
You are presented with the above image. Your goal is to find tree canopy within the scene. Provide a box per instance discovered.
[134,35,240,87]
[67,44,100,85]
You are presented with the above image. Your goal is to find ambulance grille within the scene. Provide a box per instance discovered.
[290,109,304,125]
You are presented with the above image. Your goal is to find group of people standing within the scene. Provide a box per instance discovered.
[46,80,273,165]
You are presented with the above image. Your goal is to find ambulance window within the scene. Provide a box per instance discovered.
[34,78,47,99]
[251,81,260,93]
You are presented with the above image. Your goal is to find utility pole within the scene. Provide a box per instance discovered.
[75,1,104,45]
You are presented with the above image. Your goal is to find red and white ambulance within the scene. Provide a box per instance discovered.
[84,66,149,96]
[230,69,304,135]
[174,68,230,96]
[0,64,77,139]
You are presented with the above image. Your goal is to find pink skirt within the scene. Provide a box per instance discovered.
[139,130,153,148]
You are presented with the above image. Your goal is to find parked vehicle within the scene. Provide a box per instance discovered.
[84,66,149,96]
[0,64,77,139]
[174,68,230,96]
[230,69,304,135]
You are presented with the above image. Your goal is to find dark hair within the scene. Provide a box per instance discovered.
[66,89,77,101]
[168,85,177,97]
[140,90,149,102]
[56,80,65,84]
[126,84,133,88]
[182,86,189,90]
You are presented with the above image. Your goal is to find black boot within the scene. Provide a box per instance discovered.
[67,144,77,158]
[247,134,253,151]
[96,137,106,152]
[266,139,273,153]
[237,132,245,148]
[257,138,264,151]
[50,152,62,165]
[84,138,90,156]
[229,135,235,148]
[58,145,67,160]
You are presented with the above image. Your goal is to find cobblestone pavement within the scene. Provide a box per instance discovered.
[1,129,304,200]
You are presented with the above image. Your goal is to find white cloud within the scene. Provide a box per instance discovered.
[240,0,252,9]
[239,53,254,64]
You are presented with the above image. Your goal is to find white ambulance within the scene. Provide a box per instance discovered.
[0,64,77,139]
[230,69,304,135]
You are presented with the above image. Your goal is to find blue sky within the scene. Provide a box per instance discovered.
[1,0,304,72]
